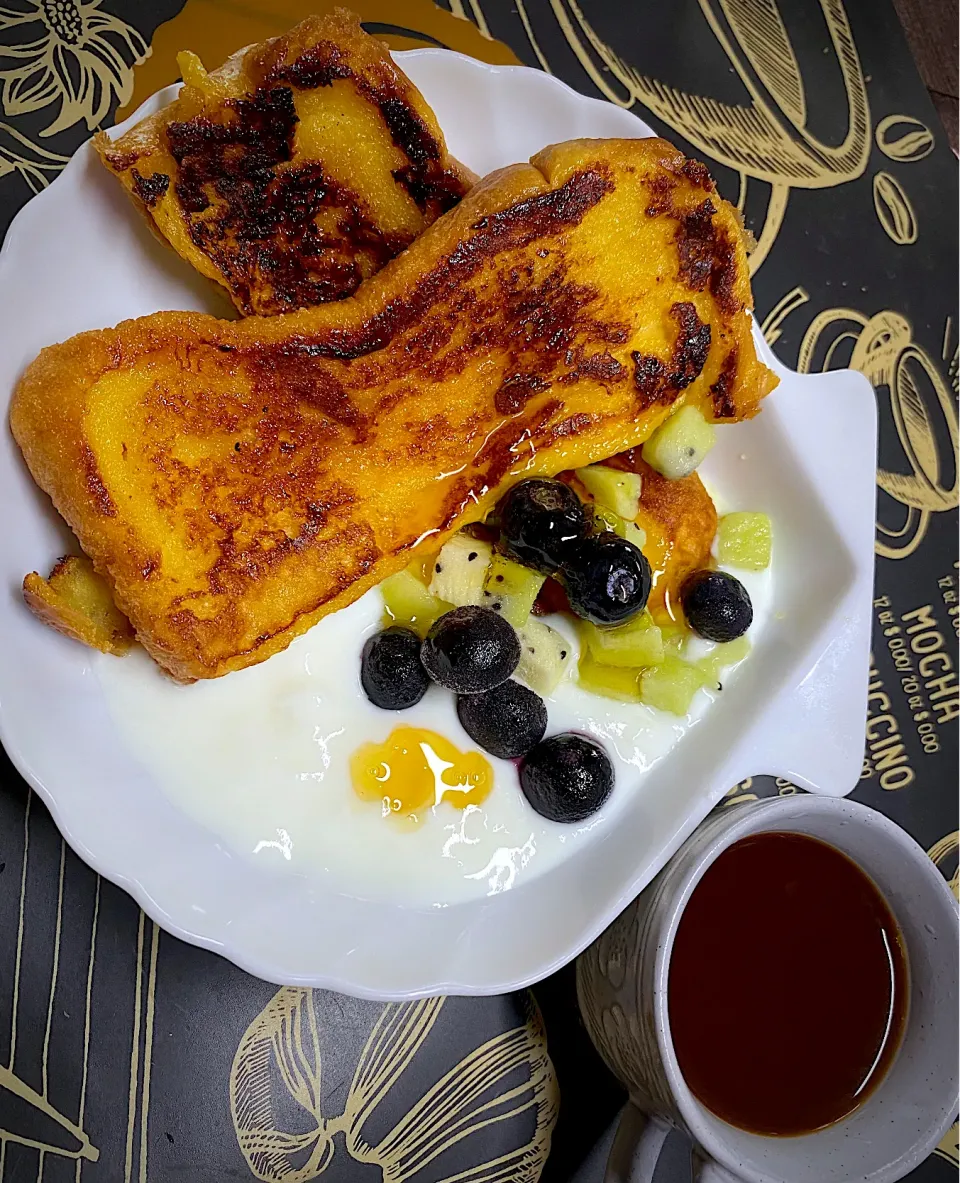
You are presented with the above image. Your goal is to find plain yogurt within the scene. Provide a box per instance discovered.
[96,551,771,906]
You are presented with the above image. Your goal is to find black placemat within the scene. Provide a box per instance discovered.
[1,1,956,1180]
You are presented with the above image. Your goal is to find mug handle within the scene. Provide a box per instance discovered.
[605,1103,740,1183]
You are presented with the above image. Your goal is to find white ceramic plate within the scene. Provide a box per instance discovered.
[0,52,877,998]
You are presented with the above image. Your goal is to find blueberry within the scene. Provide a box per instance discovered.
[520,734,614,822]
[681,570,753,642]
[498,479,588,573]
[421,606,520,693]
[457,681,547,759]
[560,534,652,624]
[361,627,430,710]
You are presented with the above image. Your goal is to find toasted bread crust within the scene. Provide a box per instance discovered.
[607,453,719,618]
[96,9,473,316]
[12,138,777,682]
[23,556,134,656]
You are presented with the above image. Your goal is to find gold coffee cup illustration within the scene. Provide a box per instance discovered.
[765,294,959,560]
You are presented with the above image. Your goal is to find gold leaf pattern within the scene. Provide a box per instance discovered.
[499,0,874,278]
[0,0,147,137]
[0,5,954,1180]
[542,0,870,187]
[875,113,935,162]
[928,831,959,901]
[0,114,66,190]
[722,0,806,128]
[872,169,918,244]
[231,989,333,1182]
[514,0,552,73]
[769,289,959,558]
[0,1062,100,1162]
[230,990,558,1182]
[119,0,520,118]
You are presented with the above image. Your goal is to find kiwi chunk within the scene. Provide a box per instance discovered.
[639,656,710,715]
[482,554,546,628]
[697,635,752,686]
[575,464,643,519]
[381,569,451,638]
[577,652,643,702]
[718,512,772,570]
[642,405,716,479]
[592,505,648,550]
[581,611,664,668]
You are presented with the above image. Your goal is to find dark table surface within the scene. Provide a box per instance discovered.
[892,0,959,153]
[0,1,957,1180]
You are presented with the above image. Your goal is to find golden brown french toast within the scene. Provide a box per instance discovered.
[95,9,472,316]
[23,556,134,655]
[12,138,777,682]
[609,454,718,619]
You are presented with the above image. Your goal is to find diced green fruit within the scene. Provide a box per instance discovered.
[591,505,621,535]
[581,611,664,668]
[428,533,492,606]
[592,505,648,550]
[642,405,716,479]
[577,652,642,702]
[482,554,546,627]
[575,464,643,519]
[516,619,572,696]
[381,570,451,638]
[718,512,772,570]
[639,656,710,715]
[659,619,688,656]
[697,635,752,684]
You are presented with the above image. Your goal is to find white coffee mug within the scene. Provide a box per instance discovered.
[576,795,959,1183]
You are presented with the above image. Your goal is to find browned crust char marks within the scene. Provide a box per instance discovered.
[102,148,138,173]
[469,398,566,497]
[251,350,365,433]
[494,372,550,415]
[676,157,713,190]
[259,38,465,214]
[710,346,740,419]
[80,445,116,517]
[165,85,415,315]
[13,139,775,681]
[130,169,169,207]
[164,80,606,326]
[97,14,472,319]
[646,170,741,320]
[670,300,712,388]
[169,519,380,658]
[674,198,740,317]
[632,301,712,410]
[204,496,364,596]
[273,168,615,362]
[560,350,625,384]
[95,169,622,631]
[632,354,669,408]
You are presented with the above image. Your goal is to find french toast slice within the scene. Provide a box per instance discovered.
[23,556,134,655]
[95,9,472,316]
[12,138,777,682]
[610,455,719,620]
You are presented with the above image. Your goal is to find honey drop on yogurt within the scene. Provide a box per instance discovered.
[350,727,493,827]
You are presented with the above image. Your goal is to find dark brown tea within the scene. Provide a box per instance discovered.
[668,831,908,1136]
